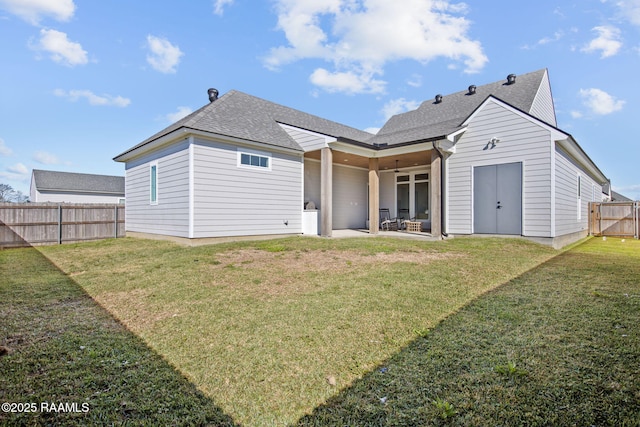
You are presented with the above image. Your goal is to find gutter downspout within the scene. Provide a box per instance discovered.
[432,141,448,238]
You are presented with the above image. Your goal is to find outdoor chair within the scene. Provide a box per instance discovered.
[380,208,399,231]
[397,208,412,230]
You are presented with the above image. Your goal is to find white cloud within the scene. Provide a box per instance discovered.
[607,0,640,26]
[33,151,60,165]
[0,163,30,182]
[382,98,420,121]
[54,89,131,107]
[581,26,622,58]
[0,138,12,156]
[146,35,183,74]
[310,68,386,94]
[522,31,564,50]
[579,88,625,115]
[407,74,423,88]
[538,30,565,46]
[8,163,28,174]
[264,0,488,94]
[165,106,193,122]
[364,127,380,134]
[0,0,75,25]
[213,0,234,16]
[32,28,88,66]
[570,110,583,119]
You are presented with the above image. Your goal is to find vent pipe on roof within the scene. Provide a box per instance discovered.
[435,94,443,104]
[506,74,516,85]
[468,85,476,95]
[208,88,219,102]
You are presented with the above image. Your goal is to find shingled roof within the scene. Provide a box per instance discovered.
[116,69,552,160]
[116,90,375,160]
[370,69,548,146]
[32,170,124,195]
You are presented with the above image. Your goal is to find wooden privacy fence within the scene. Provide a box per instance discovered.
[589,201,639,239]
[0,203,125,248]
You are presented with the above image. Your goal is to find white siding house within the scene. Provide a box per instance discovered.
[192,139,303,238]
[30,169,125,204]
[124,140,190,236]
[114,69,610,248]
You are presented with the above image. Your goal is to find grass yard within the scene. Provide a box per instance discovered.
[0,244,236,426]
[297,237,640,426]
[1,235,638,425]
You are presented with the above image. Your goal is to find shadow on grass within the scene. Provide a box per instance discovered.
[295,238,640,426]
[0,243,238,426]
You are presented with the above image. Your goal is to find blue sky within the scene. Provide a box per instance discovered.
[0,0,639,199]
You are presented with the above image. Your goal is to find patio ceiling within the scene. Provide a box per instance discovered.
[304,149,432,170]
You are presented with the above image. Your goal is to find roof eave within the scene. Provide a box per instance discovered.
[114,127,303,163]
[331,135,451,158]
[114,128,189,163]
[38,189,124,195]
[556,136,609,184]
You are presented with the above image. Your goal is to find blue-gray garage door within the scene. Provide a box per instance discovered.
[473,162,522,235]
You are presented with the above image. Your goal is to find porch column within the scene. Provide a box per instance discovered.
[430,150,442,238]
[320,147,333,237]
[369,158,379,234]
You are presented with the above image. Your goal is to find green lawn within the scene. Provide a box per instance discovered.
[1,236,638,426]
[0,244,236,426]
[297,237,640,426]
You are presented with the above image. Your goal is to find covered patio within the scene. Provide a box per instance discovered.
[303,140,448,239]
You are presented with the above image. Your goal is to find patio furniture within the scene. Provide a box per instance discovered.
[380,208,398,231]
[405,221,422,232]
[397,208,410,230]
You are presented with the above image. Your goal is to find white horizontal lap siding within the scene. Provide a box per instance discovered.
[332,165,368,229]
[304,159,321,208]
[303,159,368,229]
[379,172,395,215]
[529,71,557,127]
[448,101,552,236]
[282,126,328,152]
[554,146,600,236]
[124,140,190,236]
[192,140,303,238]
[34,192,122,204]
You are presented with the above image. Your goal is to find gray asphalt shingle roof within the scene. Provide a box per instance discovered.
[32,170,125,195]
[115,69,549,159]
[371,69,548,146]
[118,90,375,158]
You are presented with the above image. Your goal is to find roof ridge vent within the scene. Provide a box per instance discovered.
[208,88,219,102]
[434,94,443,104]
[506,74,516,85]
[468,85,477,95]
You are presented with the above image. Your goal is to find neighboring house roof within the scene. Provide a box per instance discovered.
[372,69,548,146]
[114,90,374,160]
[611,190,632,201]
[32,169,125,195]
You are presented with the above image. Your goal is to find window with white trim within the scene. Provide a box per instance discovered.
[237,148,271,170]
[577,174,581,220]
[150,162,158,205]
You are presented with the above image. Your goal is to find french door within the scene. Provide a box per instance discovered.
[396,172,429,221]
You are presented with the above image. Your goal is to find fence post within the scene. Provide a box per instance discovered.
[58,205,62,245]
[114,205,118,238]
[633,202,640,239]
